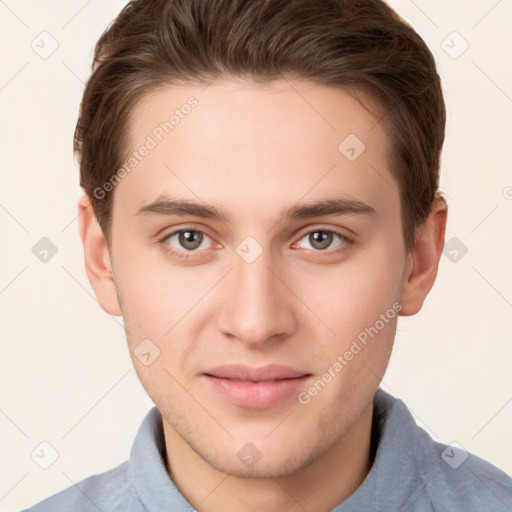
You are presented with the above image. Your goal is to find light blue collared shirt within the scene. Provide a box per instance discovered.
[23,389,512,511]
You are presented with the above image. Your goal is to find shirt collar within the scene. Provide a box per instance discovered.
[130,389,435,511]
[130,407,194,510]
[332,388,439,511]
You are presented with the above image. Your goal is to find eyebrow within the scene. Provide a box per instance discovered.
[136,196,377,221]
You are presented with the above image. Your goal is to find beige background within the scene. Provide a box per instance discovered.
[1,0,511,509]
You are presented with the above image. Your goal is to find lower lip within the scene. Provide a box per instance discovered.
[203,375,311,409]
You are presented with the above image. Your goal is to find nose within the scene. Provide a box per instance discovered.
[217,247,297,348]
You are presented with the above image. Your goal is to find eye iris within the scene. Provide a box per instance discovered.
[310,231,333,250]
[179,230,203,250]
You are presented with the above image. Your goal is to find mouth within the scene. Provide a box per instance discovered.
[202,364,312,409]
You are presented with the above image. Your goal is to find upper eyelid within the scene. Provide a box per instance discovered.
[162,227,214,246]
[162,225,351,250]
[293,229,349,250]
[295,225,351,240]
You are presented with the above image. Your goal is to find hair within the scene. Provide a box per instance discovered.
[75,0,446,251]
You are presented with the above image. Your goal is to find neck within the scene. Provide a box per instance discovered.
[163,400,375,512]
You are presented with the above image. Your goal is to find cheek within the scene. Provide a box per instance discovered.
[112,251,222,370]
[113,221,404,350]
[296,238,403,380]
[113,246,197,322]
[298,243,403,333]
[348,232,405,306]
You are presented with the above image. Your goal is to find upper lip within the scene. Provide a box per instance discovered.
[204,364,309,382]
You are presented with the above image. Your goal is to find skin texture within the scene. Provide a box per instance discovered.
[79,78,447,512]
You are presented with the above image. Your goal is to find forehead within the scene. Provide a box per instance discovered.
[116,78,397,225]
[128,78,388,152]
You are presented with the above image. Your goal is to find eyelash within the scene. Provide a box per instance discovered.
[158,227,353,260]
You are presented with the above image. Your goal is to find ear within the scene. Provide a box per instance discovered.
[78,194,122,316]
[399,198,448,316]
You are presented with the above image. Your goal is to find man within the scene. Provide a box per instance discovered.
[24,0,512,510]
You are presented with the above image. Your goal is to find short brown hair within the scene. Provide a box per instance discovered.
[75,0,446,251]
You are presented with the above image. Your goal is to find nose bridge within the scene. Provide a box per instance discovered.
[217,243,295,345]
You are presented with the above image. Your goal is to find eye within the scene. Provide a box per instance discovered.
[161,228,215,255]
[295,229,349,253]
[159,226,352,260]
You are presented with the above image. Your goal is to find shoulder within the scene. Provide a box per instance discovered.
[423,440,512,511]
[372,390,512,511]
[21,461,143,512]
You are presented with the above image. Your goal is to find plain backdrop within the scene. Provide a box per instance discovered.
[0,0,511,510]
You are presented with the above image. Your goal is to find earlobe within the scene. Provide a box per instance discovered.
[399,199,448,316]
[78,194,122,316]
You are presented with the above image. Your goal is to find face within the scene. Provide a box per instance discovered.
[103,78,410,478]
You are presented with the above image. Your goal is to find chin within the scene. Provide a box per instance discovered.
[206,449,312,480]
